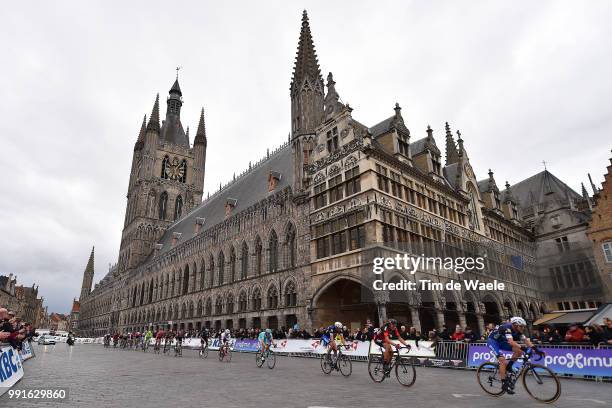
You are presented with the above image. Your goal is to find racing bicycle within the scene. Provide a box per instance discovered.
[174,340,182,357]
[368,345,416,386]
[199,340,209,359]
[320,344,352,377]
[218,342,232,362]
[476,347,561,403]
[256,345,276,369]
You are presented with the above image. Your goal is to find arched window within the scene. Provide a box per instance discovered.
[285,281,297,307]
[215,298,223,315]
[179,159,187,183]
[159,192,168,220]
[226,294,234,314]
[161,156,170,179]
[238,291,247,312]
[217,252,225,286]
[269,230,278,272]
[182,265,189,295]
[229,247,236,283]
[241,242,248,280]
[188,302,194,318]
[209,256,215,287]
[251,288,262,311]
[205,299,212,316]
[287,224,297,268]
[174,195,183,220]
[267,286,278,309]
[199,260,205,290]
[255,237,263,276]
[197,300,203,316]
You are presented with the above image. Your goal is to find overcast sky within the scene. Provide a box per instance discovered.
[1,1,610,314]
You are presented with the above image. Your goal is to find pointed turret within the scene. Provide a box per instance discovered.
[146,94,160,133]
[581,182,589,200]
[170,78,182,97]
[290,10,323,94]
[290,10,324,136]
[134,114,147,151]
[79,247,95,300]
[194,108,207,145]
[445,122,459,165]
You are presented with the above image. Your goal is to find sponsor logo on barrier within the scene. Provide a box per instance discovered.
[0,346,24,396]
[19,342,34,362]
[467,344,612,377]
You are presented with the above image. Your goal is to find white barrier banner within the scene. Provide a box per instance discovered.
[19,341,34,361]
[0,345,24,396]
[368,340,436,357]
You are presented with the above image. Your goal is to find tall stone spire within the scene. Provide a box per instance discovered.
[79,247,95,300]
[194,108,207,145]
[134,114,147,151]
[581,182,589,200]
[445,122,459,165]
[290,10,324,137]
[146,94,160,132]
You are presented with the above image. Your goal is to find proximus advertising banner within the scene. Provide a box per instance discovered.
[467,343,612,378]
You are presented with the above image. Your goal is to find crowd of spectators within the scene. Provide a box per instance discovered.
[142,316,612,347]
[0,307,36,350]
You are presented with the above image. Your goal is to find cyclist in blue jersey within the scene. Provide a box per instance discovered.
[321,322,344,360]
[258,328,275,362]
[487,316,541,394]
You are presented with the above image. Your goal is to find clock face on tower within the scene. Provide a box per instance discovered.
[163,157,186,181]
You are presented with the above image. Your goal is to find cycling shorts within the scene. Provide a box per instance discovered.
[487,338,513,357]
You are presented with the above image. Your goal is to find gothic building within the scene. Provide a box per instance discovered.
[78,11,569,337]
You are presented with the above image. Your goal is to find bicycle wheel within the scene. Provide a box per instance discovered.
[395,358,416,387]
[218,349,225,361]
[267,352,276,369]
[522,363,561,403]
[256,352,264,367]
[368,355,385,383]
[476,362,505,396]
[320,354,333,374]
[338,355,352,377]
[226,349,232,362]
[200,347,208,359]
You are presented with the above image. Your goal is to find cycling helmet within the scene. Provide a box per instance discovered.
[388,318,398,326]
[225,329,230,334]
[510,316,527,326]
[265,328,272,334]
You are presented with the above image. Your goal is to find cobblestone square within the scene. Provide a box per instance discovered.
[2,344,609,408]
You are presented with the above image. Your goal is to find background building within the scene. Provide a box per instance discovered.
[588,151,612,301]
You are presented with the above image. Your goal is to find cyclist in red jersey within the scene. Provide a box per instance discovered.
[373,319,410,373]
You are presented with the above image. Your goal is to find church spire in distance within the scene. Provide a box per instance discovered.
[134,114,147,151]
[79,246,95,300]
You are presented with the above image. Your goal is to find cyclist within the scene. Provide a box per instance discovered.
[175,330,184,355]
[321,322,344,362]
[373,318,411,374]
[487,316,541,394]
[199,327,210,356]
[220,329,232,356]
[258,328,275,361]
[143,328,153,349]
[154,328,164,351]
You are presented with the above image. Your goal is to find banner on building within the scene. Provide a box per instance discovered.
[467,344,612,377]
[0,346,24,396]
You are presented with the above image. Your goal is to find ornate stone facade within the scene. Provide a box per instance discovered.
[77,11,603,337]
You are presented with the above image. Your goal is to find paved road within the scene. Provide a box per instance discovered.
[2,344,610,408]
